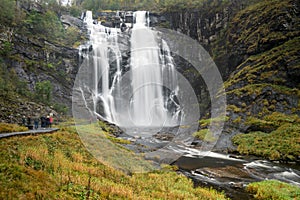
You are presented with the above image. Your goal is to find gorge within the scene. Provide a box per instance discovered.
[72,8,300,199]
[0,0,299,199]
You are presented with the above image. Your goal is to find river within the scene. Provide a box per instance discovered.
[119,128,300,199]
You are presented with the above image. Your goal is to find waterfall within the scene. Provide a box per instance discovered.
[130,11,175,127]
[81,11,121,123]
[79,11,180,128]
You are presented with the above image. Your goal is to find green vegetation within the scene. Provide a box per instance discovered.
[0,0,81,117]
[0,60,30,98]
[232,113,300,161]
[246,180,300,200]
[97,121,130,144]
[194,116,228,141]
[80,0,166,12]
[0,41,12,56]
[35,80,52,104]
[244,117,278,133]
[0,123,28,133]
[0,125,229,199]
[198,116,229,128]
[64,0,236,13]
[19,9,83,47]
[53,103,69,115]
[0,0,83,46]
[23,11,64,42]
[226,104,242,113]
[223,1,300,129]
[225,37,300,91]
[0,0,15,25]
[65,26,83,48]
[229,0,299,55]
[218,14,300,169]
[193,129,216,142]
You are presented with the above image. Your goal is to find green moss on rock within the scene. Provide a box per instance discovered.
[232,113,300,161]
[246,180,300,200]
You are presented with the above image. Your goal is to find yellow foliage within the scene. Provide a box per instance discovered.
[0,128,229,199]
[0,123,28,133]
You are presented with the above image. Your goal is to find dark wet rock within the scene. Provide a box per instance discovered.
[197,166,251,181]
[60,15,83,28]
[153,132,175,141]
[99,120,124,137]
[10,31,79,108]
[228,182,245,189]
[18,0,45,13]
[79,44,93,53]
[213,128,240,152]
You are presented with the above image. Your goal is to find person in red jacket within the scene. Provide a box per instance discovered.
[49,116,53,128]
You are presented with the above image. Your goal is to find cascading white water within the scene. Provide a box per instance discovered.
[82,11,121,123]
[60,0,72,6]
[130,11,168,126]
[80,10,180,127]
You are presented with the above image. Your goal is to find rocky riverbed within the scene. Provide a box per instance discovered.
[113,125,300,199]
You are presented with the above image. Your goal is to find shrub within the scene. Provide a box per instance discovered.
[193,129,217,142]
[23,10,64,43]
[232,115,300,161]
[35,80,52,104]
[0,0,15,25]
[246,180,300,200]
[0,123,28,133]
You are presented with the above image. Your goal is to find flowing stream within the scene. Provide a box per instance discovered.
[173,147,300,199]
[118,131,300,199]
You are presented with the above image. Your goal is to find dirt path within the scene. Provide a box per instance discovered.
[0,128,59,139]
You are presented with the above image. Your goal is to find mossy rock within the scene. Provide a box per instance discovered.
[232,113,300,161]
[228,0,300,56]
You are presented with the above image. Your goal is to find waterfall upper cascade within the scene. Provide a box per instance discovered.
[60,0,72,6]
[80,10,180,128]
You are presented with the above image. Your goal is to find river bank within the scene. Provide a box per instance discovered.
[115,124,300,199]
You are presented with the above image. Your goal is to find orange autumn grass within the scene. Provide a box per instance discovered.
[0,125,229,200]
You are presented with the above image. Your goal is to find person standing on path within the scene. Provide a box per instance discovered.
[46,116,50,128]
[34,117,39,130]
[49,116,53,128]
[22,116,26,126]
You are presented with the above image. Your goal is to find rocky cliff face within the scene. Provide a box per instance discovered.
[0,32,79,122]
[164,0,247,79]
[162,0,300,152]
[0,1,82,123]
[11,34,79,105]
[223,0,300,143]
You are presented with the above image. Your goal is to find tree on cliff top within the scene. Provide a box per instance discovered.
[0,0,15,25]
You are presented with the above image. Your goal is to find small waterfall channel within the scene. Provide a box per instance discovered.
[79,10,180,129]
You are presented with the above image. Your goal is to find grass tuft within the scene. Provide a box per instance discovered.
[246,180,300,200]
[232,113,300,161]
[0,123,28,133]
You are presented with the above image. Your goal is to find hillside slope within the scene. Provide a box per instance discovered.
[223,0,300,161]
[0,125,228,199]
[0,0,82,123]
[165,0,300,160]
